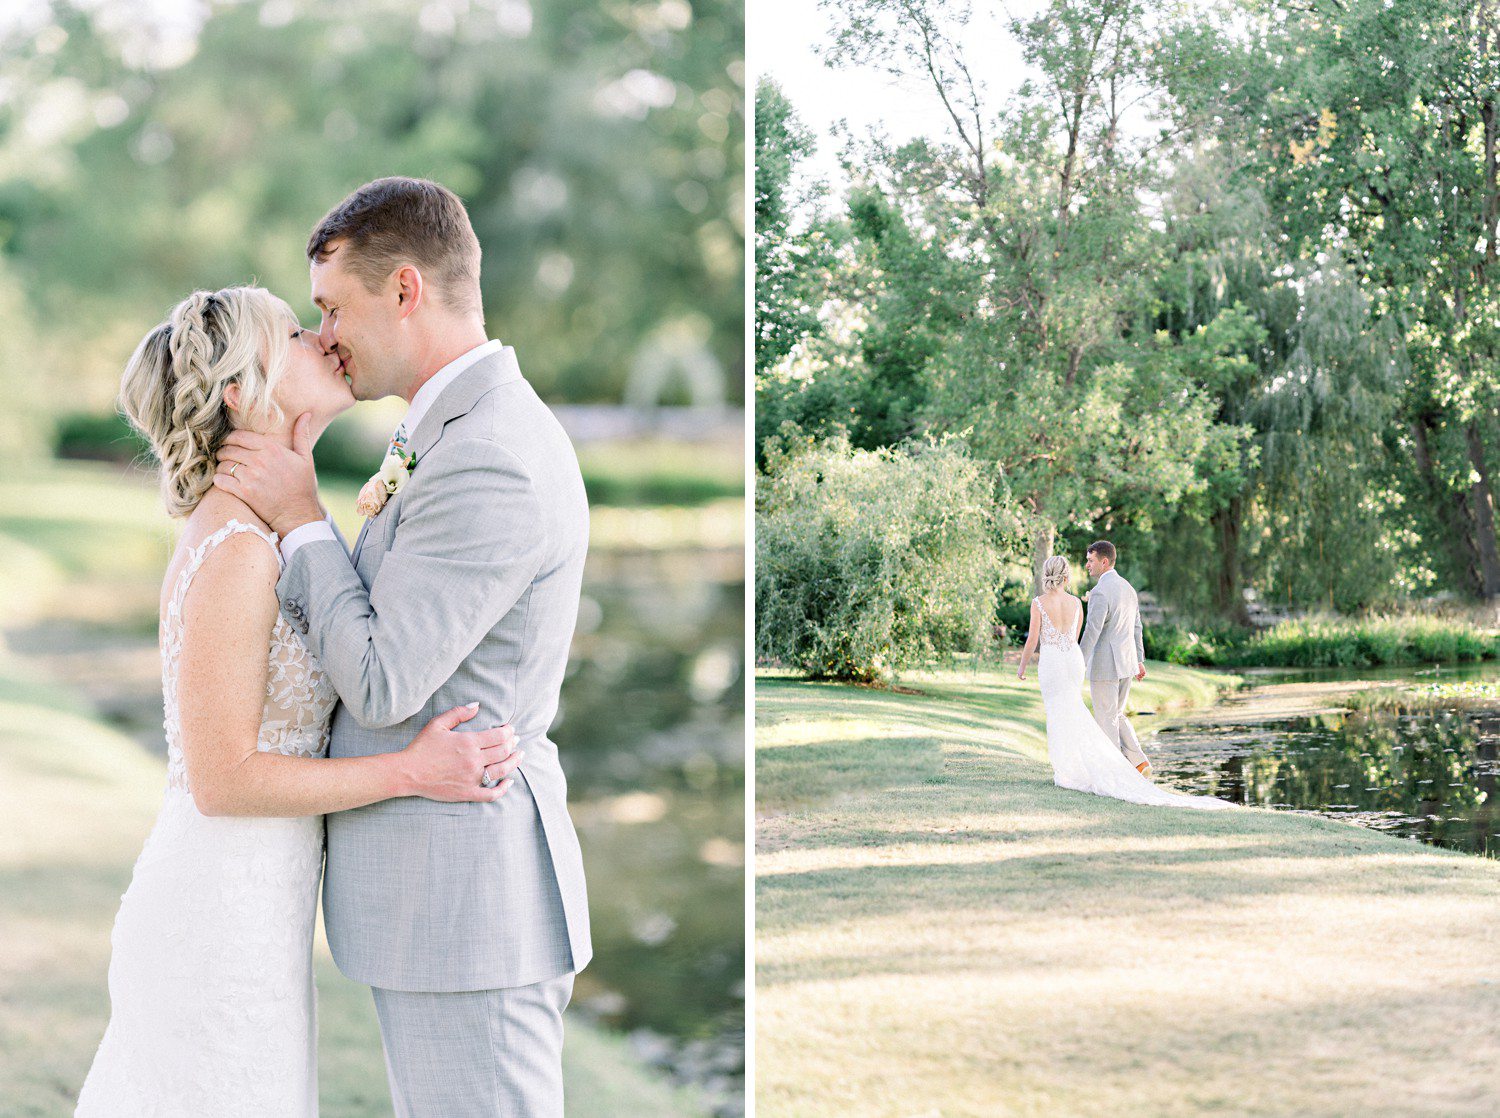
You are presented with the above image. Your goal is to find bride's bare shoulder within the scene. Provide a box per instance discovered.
[192,489,272,535]
[179,492,275,551]
[170,493,278,579]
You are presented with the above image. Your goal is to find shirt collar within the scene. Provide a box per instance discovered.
[398,339,505,438]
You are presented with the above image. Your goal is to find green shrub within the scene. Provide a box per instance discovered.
[53,411,149,463]
[993,600,1033,644]
[1136,615,1498,669]
[755,432,1006,682]
[990,577,1036,645]
[1143,623,1245,666]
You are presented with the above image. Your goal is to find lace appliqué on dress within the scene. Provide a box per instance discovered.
[1034,598,1079,652]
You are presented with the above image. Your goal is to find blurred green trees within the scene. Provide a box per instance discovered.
[0,0,744,451]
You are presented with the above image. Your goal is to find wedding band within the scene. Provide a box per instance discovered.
[479,770,500,788]
[228,462,239,478]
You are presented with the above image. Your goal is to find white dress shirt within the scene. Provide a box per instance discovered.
[280,340,506,562]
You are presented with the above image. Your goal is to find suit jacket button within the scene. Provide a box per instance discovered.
[299,622,310,634]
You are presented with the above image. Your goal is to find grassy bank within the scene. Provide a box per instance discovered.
[756,661,1500,1117]
[0,653,702,1117]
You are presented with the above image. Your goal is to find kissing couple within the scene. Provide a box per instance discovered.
[76,177,591,1117]
[1016,540,1232,811]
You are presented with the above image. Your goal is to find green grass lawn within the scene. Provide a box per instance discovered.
[0,652,702,1117]
[756,661,1500,1117]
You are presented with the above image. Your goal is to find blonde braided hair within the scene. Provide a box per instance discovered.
[119,286,294,518]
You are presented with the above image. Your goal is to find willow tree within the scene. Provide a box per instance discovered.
[1172,0,1500,599]
[1138,142,1404,619]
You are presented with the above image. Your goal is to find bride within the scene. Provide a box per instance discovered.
[1016,555,1231,811]
[75,287,524,1116]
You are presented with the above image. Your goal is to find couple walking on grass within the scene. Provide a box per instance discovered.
[1017,540,1232,811]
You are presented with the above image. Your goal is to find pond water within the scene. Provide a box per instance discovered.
[1150,663,1500,857]
[562,548,745,1111]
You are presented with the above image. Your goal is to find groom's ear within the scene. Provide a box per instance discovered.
[393,264,424,318]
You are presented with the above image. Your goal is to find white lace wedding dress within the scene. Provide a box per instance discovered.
[1035,597,1231,810]
[76,520,338,1116]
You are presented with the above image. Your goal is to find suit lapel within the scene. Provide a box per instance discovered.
[352,518,372,567]
[349,347,523,569]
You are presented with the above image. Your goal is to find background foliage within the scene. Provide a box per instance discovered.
[0,0,744,450]
[756,0,1500,645]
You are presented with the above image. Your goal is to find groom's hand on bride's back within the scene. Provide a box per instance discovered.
[213,413,324,537]
[392,701,524,803]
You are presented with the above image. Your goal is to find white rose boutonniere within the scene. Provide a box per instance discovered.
[355,448,417,519]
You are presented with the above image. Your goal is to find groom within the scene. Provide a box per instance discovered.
[213,178,590,1116]
[1080,540,1152,778]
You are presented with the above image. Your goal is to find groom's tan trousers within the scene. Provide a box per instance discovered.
[1090,678,1149,768]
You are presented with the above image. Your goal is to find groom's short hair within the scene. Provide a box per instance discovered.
[1087,540,1116,563]
[307,177,482,316]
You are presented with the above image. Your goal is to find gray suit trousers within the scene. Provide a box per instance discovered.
[372,973,575,1117]
[1089,677,1148,768]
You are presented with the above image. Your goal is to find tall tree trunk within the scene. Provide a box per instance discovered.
[1211,496,1250,625]
[1031,521,1056,597]
[1463,419,1500,598]
[1410,412,1486,595]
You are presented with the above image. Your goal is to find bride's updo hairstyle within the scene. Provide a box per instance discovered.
[119,286,294,518]
[1042,555,1070,591]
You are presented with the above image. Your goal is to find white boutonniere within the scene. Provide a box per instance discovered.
[355,447,417,519]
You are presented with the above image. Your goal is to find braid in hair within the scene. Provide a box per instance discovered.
[159,292,235,515]
[119,286,294,518]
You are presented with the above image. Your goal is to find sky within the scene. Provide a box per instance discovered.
[749,0,1034,198]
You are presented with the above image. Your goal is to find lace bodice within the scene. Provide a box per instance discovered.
[161,520,337,792]
[1034,597,1080,651]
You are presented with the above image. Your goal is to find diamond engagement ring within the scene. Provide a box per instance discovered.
[479,770,500,788]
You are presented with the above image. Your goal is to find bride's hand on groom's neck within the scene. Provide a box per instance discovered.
[212,413,324,536]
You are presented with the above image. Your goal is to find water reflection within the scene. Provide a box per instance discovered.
[558,550,745,1110]
[1155,690,1500,856]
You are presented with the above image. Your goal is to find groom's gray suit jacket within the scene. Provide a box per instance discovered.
[277,347,590,993]
[1079,568,1145,682]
